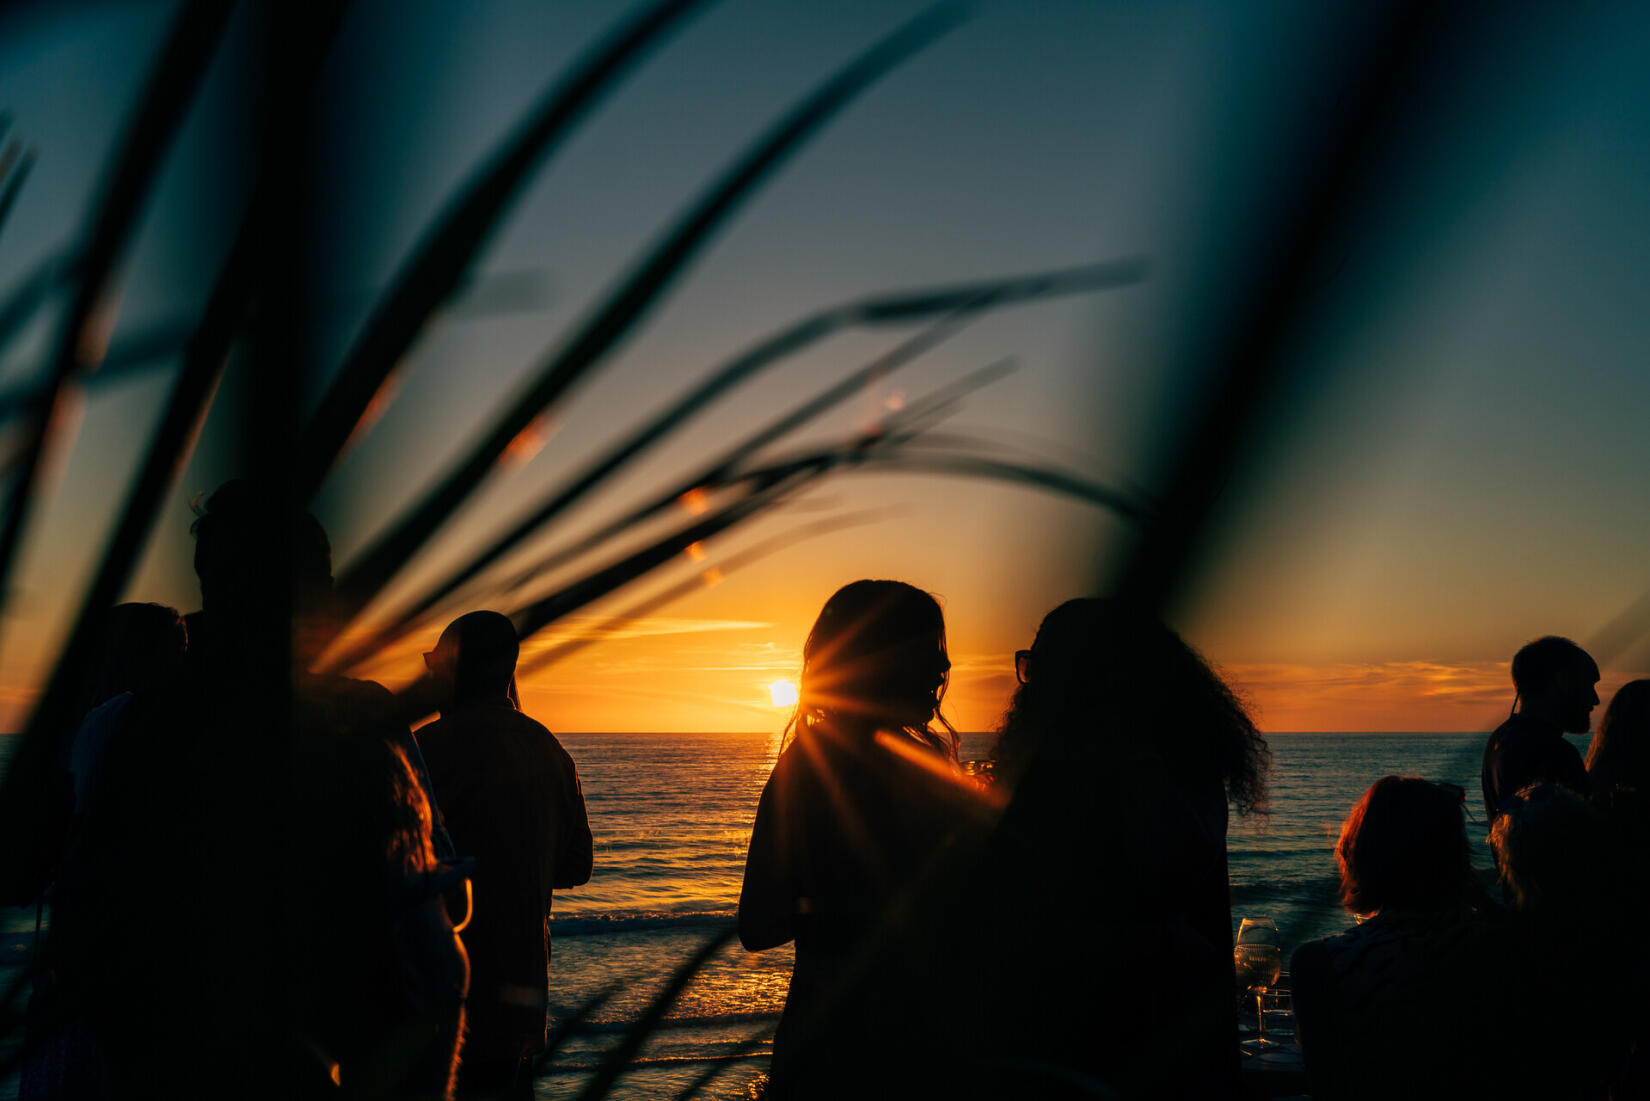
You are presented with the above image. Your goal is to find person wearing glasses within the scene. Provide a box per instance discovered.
[415,610,594,1101]
[738,579,983,1098]
[975,597,1268,1098]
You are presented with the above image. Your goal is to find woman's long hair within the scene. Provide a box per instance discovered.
[782,579,957,759]
[991,597,1268,815]
[1585,679,1650,795]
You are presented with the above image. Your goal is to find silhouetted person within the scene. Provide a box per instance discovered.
[1481,636,1598,823]
[1490,783,1636,1099]
[47,481,467,1099]
[1586,679,1650,800]
[185,480,454,858]
[21,603,187,1100]
[1292,777,1516,1100]
[738,580,984,1098]
[974,598,1268,1100]
[415,611,592,1101]
[1585,681,1650,930]
[63,602,188,812]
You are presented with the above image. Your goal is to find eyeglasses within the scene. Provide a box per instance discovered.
[1015,649,1033,684]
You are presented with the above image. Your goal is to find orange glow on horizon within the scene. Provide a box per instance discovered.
[1224,662,1646,732]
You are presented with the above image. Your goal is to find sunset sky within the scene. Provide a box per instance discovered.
[1,0,1647,734]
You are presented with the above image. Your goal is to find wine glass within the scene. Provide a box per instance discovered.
[1234,916,1283,1050]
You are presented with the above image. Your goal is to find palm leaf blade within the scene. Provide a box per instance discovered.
[295,0,714,498]
[325,3,966,642]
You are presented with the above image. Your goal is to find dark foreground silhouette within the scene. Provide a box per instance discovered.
[415,610,593,1100]
[968,597,1268,1100]
[34,482,468,1100]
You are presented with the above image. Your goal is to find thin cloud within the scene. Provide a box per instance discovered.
[1220,660,1648,731]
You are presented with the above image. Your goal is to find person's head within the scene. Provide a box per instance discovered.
[1584,679,1650,794]
[1511,636,1600,732]
[425,610,520,707]
[791,580,953,753]
[79,602,187,713]
[994,597,1268,815]
[190,479,334,627]
[1336,776,1477,917]
[1490,783,1612,917]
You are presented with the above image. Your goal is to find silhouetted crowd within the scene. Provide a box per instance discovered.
[1292,638,1650,1101]
[10,483,1650,1100]
[16,483,590,1101]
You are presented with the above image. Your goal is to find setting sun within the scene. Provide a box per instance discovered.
[768,680,799,708]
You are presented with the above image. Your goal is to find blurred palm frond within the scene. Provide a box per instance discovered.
[671,1023,775,1101]
[570,928,738,1101]
[324,256,1143,673]
[0,268,553,424]
[517,508,896,677]
[0,141,36,247]
[322,2,967,648]
[534,977,629,1077]
[0,0,233,619]
[0,249,76,368]
[295,0,715,499]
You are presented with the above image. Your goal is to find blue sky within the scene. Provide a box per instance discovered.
[1,0,1647,730]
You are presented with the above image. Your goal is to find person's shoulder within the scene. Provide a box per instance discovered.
[416,715,451,743]
[495,707,582,764]
[1305,912,1416,964]
[1290,936,1334,979]
[497,705,557,741]
[1486,714,1526,747]
[759,734,816,791]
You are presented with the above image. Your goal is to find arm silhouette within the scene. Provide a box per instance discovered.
[738,763,801,951]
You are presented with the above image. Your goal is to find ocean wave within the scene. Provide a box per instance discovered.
[1229,875,1341,905]
[538,1051,771,1075]
[553,910,738,936]
[547,1011,779,1034]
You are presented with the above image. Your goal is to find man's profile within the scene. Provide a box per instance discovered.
[1481,635,1600,823]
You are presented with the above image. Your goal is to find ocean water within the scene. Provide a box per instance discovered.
[534,730,1592,1099]
[0,729,1590,1099]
